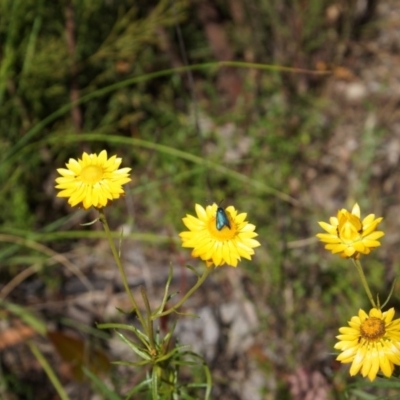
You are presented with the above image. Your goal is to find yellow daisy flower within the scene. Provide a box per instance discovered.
[179,203,260,268]
[335,307,400,381]
[55,150,131,209]
[316,203,384,259]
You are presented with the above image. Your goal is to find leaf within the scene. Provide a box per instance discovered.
[115,331,151,361]
[83,367,123,400]
[47,330,110,382]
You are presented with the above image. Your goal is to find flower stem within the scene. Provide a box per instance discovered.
[152,267,213,320]
[141,286,155,349]
[352,258,376,308]
[98,208,146,328]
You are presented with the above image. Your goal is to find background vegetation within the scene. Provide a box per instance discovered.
[1,0,399,398]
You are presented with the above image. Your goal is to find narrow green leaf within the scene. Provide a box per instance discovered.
[151,368,159,400]
[83,367,123,400]
[0,299,47,335]
[124,377,153,399]
[28,341,70,400]
[116,331,151,361]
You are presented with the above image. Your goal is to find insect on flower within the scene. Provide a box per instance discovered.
[180,203,260,268]
[216,206,231,230]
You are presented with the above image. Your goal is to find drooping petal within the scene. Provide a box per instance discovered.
[316,203,384,259]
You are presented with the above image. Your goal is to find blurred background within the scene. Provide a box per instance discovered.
[1,0,400,398]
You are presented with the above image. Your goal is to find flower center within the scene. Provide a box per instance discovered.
[80,165,104,184]
[337,212,363,244]
[207,212,236,241]
[360,317,386,340]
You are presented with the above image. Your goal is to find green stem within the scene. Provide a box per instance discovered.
[352,258,376,308]
[152,267,213,320]
[98,208,146,329]
[141,286,155,349]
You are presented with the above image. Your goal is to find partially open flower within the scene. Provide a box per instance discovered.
[316,203,384,258]
[55,150,131,209]
[179,203,260,268]
[335,307,400,381]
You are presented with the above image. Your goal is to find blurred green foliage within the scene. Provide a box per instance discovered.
[0,0,359,230]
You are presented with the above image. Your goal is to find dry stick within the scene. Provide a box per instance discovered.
[0,234,93,295]
[0,264,40,299]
